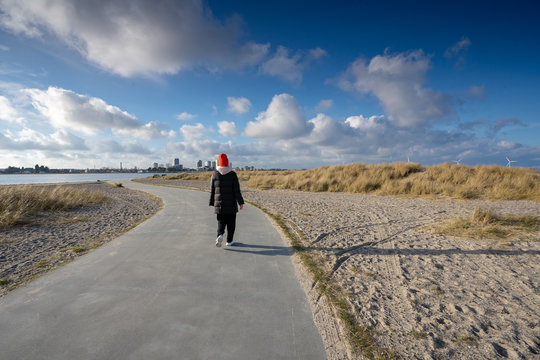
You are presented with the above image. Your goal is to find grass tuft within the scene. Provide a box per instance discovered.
[0,278,12,286]
[432,207,539,240]
[71,247,87,255]
[0,185,108,228]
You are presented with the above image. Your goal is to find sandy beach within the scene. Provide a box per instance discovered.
[0,182,162,297]
[2,177,538,359]
[138,178,539,359]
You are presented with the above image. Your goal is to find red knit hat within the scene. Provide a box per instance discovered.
[218,153,229,167]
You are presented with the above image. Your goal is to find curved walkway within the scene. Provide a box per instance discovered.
[0,180,326,360]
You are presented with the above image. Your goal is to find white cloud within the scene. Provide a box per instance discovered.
[345,115,386,130]
[24,86,173,139]
[227,97,251,115]
[260,46,326,82]
[0,128,87,151]
[0,44,8,51]
[0,0,269,77]
[337,50,453,127]
[315,99,333,112]
[244,94,312,140]
[180,123,207,140]
[176,112,196,121]
[497,140,515,149]
[25,86,139,135]
[217,121,238,138]
[0,95,17,121]
[115,121,176,140]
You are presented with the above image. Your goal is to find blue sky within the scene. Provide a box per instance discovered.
[0,0,538,169]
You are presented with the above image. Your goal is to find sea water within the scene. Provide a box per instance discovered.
[0,173,165,185]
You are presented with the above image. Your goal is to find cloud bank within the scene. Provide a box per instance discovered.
[337,50,454,127]
[0,0,269,76]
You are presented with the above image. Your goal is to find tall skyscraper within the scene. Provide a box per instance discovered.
[174,158,179,166]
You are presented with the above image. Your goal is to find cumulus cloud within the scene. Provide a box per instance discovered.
[0,128,87,151]
[217,121,238,138]
[180,123,207,140]
[260,46,327,82]
[345,115,386,130]
[337,50,453,127]
[0,0,269,77]
[227,96,251,115]
[24,86,174,139]
[244,94,312,140]
[25,87,139,135]
[115,121,176,140]
[176,112,196,121]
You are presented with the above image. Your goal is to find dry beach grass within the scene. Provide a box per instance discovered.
[159,162,540,201]
[0,184,109,228]
[139,164,540,359]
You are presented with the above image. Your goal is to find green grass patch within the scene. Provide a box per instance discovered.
[71,247,87,254]
[35,261,49,268]
[0,278,13,286]
[410,331,428,339]
[453,335,477,344]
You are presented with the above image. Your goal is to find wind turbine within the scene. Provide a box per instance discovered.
[453,159,462,165]
[506,157,517,167]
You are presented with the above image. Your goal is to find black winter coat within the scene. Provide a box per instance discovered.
[209,170,244,214]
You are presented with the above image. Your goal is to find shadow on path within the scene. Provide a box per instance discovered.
[225,242,293,256]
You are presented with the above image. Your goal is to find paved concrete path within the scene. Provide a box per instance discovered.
[0,181,326,360]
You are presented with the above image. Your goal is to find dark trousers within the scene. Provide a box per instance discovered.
[217,213,236,243]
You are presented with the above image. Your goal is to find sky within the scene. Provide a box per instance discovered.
[0,0,539,170]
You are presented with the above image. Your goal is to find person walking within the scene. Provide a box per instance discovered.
[209,153,244,247]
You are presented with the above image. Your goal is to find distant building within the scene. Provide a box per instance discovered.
[197,160,203,169]
[204,160,211,168]
[152,162,158,169]
[211,160,216,169]
[174,158,180,166]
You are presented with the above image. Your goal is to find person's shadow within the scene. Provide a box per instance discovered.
[225,243,292,256]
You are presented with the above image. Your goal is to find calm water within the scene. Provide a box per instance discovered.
[0,173,164,185]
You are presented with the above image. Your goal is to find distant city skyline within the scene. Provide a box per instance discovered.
[0,1,538,170]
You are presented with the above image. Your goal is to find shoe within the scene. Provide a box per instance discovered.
[226,240,235,247]
[215,235,223,247]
